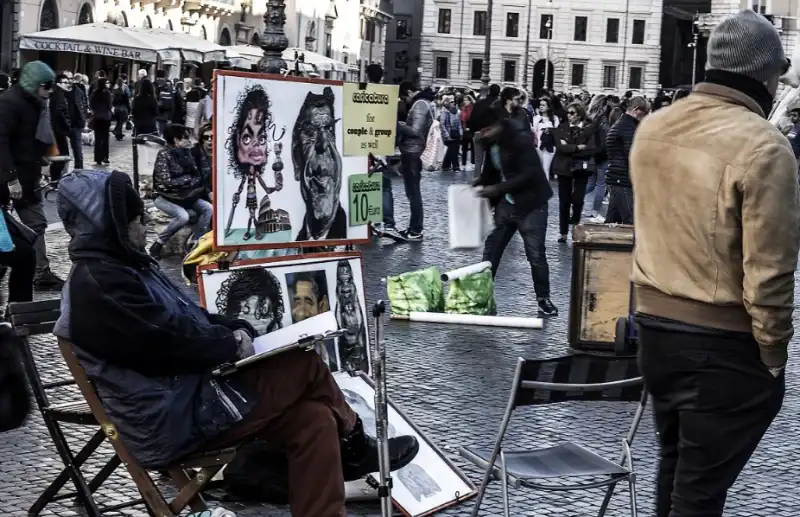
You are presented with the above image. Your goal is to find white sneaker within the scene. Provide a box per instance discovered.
[588,215,606,224]
[187,509,236,517]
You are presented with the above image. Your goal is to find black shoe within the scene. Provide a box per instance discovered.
[102,159,110,165]
[382,225,407,242]
[34,270,65,290]
[538,298,558,317]
[558,234,567,243]
[341,417,420,481]
[401,229,424,242]
[149,241,163,260]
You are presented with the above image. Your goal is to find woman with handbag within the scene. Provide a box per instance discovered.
[149,124,212,260]
[552,102,601,243]
[439,95,463,172]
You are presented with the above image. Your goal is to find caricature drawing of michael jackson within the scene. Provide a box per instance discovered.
[224,84,291,240]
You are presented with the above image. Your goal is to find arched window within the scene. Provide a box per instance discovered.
[77,3,93,25]
[39,0,59,30]
[114,12,127,27]
[201,26,208,40]
[166,19,174,31]
[250,32,260,46]
[142,15,152,29]
[219,27,232,46]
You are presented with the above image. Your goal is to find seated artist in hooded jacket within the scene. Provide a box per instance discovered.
[53,170,419,517]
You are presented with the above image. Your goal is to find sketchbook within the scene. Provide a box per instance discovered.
[212,311,342,376]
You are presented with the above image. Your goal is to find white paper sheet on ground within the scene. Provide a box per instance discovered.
[441,261,492,282]
[448,185,493,249]
[400,311,543,329]
[252,311,338,355]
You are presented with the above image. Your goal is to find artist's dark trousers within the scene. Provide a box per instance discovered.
[605,185,634,224]
[442,140,460,171]
[557,174,589,236]
[483,199,550,299]
[204,350,357,517]
[636,315,785,517]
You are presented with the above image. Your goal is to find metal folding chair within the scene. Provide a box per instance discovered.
[459,353,647,517]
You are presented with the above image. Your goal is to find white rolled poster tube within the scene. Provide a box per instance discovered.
[391,311,543,329]
[440,261,493,282]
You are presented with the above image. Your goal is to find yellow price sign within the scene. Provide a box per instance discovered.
[342,82,399,156]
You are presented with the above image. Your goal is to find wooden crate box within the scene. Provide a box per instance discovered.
[568,224,634,351]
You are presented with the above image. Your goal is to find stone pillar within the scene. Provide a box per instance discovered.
[258,0,288,74]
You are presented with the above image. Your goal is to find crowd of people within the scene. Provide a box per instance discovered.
[0,62,217,307]
[0,8,796,517]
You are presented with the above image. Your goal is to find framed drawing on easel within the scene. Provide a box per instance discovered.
[334,372,477,516]
[197,251,372,376]
[211,70,370,251]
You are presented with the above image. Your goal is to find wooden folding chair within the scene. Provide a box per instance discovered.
[9,299,119,517]
[56,337,238,517]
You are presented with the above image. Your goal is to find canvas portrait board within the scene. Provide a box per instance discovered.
[334,372,477,517]
[198,252,372,375]
[212,70,371,251]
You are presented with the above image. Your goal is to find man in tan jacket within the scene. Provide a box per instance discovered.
[630,9,799,517]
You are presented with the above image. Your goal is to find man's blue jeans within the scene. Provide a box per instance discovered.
[399,152,423,233]
[585,161,607,214]
[69,128,84,170]
[482,200,550,299]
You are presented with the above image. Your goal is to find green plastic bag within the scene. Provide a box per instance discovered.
[444,270,497,315]
[387,267,445,315]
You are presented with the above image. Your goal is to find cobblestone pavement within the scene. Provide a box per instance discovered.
[3,136,799,516]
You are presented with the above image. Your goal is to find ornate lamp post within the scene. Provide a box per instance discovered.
[258,0,289,74]
[543,17,552,90]
[479,0,494,97]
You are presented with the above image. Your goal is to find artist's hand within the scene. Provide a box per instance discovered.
[8,180,23,201]
[471,177,483,187]
[234,329,254,359]
[560,139,567,145]
[577,144,587,150]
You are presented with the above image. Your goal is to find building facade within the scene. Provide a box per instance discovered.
[384,0,424,83]
[420,0,664,97]
[2,0,384,82]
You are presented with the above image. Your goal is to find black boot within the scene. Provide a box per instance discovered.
[340,417,420,481]
[149,241,163,260]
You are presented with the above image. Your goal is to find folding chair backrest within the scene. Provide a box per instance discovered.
[8,299,64,410]
[55,338,168,511]
[514,353,643,408]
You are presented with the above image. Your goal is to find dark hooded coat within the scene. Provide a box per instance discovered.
[54,170,256,468]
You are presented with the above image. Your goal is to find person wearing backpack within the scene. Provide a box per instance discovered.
[154,70,173,136]
[395,81,435,241]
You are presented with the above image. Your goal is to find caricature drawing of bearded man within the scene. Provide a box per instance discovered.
[334,260,368,372]
[291,86,346,241]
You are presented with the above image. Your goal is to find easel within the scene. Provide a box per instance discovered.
[204,69,393,515]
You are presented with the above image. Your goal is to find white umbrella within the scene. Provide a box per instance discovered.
[128,27,227,63]
[283,47,346,73]
[20,22,164,62]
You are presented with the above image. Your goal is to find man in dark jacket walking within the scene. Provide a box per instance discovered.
[396,81,435,241]
[50,73,72,182]
[54,169,419,517]
[0,61,65,290]
[475,89,558,317]
[604,96,649,224]
[154,70,173,136]
[64,72,86,169]
[467,84,501,179]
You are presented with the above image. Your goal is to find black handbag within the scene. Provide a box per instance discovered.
[4,210,37,246]
[0,324,31,433]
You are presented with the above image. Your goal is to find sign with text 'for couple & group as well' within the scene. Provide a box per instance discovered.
[342,83,399,156]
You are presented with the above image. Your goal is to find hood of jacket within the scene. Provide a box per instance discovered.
[57,170,153,268]
[415,88,435,102]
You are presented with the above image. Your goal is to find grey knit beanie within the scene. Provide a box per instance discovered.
[706,9,788,82]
